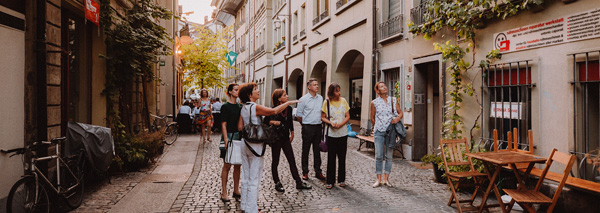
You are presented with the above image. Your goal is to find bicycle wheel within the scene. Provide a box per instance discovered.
[7,176,50,213]
[61,152,85,209]
[164,124,178,145]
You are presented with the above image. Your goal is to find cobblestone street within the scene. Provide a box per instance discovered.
[176,122,457,213]
[76,122,497,212]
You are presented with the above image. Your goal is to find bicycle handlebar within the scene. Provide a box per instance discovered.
[1,137,66,155]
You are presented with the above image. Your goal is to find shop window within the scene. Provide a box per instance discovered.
[571,50,600,181]
[482,61,533,152]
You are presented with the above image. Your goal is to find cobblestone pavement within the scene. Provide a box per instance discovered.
[177,122,475,213]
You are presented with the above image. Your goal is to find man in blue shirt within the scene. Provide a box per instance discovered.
[296,78,325,180]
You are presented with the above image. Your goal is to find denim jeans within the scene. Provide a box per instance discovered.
[374,130,393,174]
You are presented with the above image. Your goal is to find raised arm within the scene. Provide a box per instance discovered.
[255,100,300,117]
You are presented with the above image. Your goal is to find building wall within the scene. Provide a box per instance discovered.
[0,2,26,204]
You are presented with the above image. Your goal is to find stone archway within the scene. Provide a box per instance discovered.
[334,50,364,123]
[288,68,304,101]
[311,60,327,96]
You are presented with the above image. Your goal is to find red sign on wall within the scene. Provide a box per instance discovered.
[85,0,100,26]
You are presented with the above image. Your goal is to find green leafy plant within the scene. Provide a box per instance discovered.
[408,0,541,142]
[100,0,173,170]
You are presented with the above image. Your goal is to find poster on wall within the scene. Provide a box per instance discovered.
[493,7,600,53]
[85,0,100,26]
[490,102,523,120]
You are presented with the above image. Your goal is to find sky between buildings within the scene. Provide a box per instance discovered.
[179,0,214,24]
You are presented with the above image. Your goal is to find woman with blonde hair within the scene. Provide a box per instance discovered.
[370,81,403,187]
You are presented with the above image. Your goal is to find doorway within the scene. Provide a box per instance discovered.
[413,61,441,160]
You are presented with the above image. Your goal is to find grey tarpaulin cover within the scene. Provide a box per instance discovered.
[66,122,115,173]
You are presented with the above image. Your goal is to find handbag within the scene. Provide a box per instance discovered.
[271,108,289,142]
[319,100,330,152]
[391,97,406,139]
[225,134,243,165]
[241,104,275,144]
[220,132,238,150]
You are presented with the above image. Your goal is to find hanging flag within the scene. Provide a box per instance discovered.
[85,0,100,26]
[226,51,238,66]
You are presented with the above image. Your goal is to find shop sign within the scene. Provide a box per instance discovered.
[493,7,600,53]
[490,102,522,120]
[85,0,100,26]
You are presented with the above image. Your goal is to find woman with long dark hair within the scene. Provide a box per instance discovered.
[236,83,300,213]
[219,84,242,202]
[266,89,312,193]
[321,83,351,189]
[198,89,213,143]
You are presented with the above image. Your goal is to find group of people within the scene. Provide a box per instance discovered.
[177,90,224,141]
[206,78,403,213]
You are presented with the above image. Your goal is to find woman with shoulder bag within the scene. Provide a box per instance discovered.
[265,89,312,193]
[218,84,242,202]
[198,89,213,143]
[369,81,403,188]
[236,83,300,213]
[321,83,351,189]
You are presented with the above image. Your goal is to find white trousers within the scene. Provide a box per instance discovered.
[240,144,264,213]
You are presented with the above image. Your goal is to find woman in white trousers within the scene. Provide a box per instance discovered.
[237,83,299,213]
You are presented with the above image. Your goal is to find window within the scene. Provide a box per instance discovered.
[380,0,403,40]
[293,12,298,39]
[301,4,306,32]
[571,50,600,181]
[482,61,533,153]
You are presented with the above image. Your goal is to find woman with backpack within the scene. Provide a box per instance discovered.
[236,83,300,213]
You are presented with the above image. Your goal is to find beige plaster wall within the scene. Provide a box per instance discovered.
[0,25,25,200]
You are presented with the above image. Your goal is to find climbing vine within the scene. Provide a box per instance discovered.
[99,0,173,169]
[408,0,543,141]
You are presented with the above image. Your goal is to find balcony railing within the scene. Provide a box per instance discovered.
[312,16,320,26]
[240,46,246,53]
[336,0,348,10]
[320,10,329,20]
[293,35,298,41]
[379,14,403,41]
[410,1,429,26]
[300,29,306,37]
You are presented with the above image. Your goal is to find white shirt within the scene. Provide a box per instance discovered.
[373,96,399,132]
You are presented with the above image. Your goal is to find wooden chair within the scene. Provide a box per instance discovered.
[440,138,487,213]
[503,149,576,213]
[512,128,534,154]
[492,129,512,152]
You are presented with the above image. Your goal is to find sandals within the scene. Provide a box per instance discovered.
[339,182,346,187]
[326,184,333,189]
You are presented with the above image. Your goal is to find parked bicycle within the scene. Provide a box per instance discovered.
[1,137,85,212]
[150,114,179,145]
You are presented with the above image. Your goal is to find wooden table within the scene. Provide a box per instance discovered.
[466,152,546,213]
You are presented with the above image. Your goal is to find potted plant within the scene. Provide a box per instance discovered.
[421,153,446,183]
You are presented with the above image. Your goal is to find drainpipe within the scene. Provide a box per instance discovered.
[284,0,291,93]
[172,0,176,116]
[372,0,379,81]
[37,0,47,141]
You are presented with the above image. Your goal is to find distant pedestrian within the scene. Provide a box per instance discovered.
[295,78,326,180]
[219,84,242,202]
[237,83,300,213]
[321,83,350,189]
[198,89,213,143]
[177,100,193,133]
[265,89,312,193]
[212,98,223,132]
[370,81,403,188]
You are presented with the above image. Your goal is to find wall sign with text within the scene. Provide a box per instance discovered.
[493,7,600,53]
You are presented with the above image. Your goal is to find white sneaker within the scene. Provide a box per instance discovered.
[372,181,381,188]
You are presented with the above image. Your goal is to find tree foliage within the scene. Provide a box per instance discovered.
[408,0,542,141]
[180,25,235,90]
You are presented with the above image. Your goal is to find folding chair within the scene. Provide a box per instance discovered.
[492,129,512,152]
[440,138,487,212]
[503,149,576,213]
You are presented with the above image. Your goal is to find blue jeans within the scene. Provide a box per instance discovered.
[374,130,393,174]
